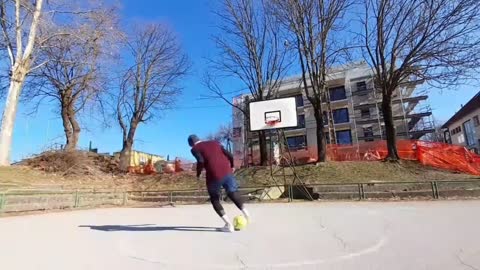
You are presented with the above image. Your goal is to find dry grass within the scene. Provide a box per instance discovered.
[235,161,478,186]
[1,159,477,192]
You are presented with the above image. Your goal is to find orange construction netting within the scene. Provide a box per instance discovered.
[240,140,480,175]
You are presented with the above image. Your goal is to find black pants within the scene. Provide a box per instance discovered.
[208,174,244,217]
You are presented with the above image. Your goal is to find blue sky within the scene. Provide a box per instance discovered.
[3,0,479,162]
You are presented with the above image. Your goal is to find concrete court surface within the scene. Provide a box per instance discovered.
[1,201,480,270]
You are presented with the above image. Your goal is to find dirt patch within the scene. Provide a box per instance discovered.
[17,151,120,176]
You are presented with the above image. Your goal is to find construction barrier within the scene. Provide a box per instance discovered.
[242,140,480,175]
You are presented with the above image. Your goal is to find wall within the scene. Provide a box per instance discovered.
[129,151,165,167]
[446,107,480,152]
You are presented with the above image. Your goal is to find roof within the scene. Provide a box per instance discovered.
[442,91,480,129]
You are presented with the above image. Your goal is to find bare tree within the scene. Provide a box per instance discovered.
[0,0,45,166]
[26,5,121,151]
[116,24,189,171]
[206,0,291,166]
[361,0,480,160]
[207,123,234,151]
[271,0,353,162]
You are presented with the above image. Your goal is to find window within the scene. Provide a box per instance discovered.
[285,114,305,130]
[473,116,480,127]
[294,94,304,107]
[336,130,352,145]
[363,127,374,142]
[323,111,328,126]
[361,109,371,119]
[298,114,305,128]
[452,126,462,135]
[356,81,367,92]
[287,136,307,150]
[332,108,349,124]
[329,86,346,101]
[463,120,476,146]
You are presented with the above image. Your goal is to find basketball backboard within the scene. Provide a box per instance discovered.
[249,97,298,131]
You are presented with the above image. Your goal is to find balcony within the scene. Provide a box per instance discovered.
[355,112,432,125]
[354,95,428,110]
[357,128,436,141]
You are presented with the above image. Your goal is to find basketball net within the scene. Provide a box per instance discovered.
[265,120,280,128]
[265,115,280,128]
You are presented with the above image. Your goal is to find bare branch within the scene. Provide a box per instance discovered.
[359,0,480,160]
[23,2,122,151]
[0,1,14,66]
[114,23,189,170]
[271,0,353,161]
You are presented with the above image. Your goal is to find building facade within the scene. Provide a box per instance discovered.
[232,62,435,165]
[113,150,165,167]
[442,92,480,153]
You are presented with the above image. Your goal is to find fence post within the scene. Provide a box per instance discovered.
[74,190,79,208]
[0,193,5,212]
[122,192,128,206]
[358,184,362,200]
[434,181,440,199]
[169,192,173,204]
[358,184,365,200]
[431,182,436,199]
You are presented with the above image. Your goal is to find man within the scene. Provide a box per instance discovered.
[188,134,250,232]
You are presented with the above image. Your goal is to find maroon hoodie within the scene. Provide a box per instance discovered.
[191,140,234,183]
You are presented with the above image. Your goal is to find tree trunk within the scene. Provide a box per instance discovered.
[68,107,81,151]
[382,93,399,161]
[119,140,133,172]
[119,122,138,171]
[61,99,81,151]
[61,106,75,151]
[0,72,25,166]
[314,108,327,162]
[258,130,268,166]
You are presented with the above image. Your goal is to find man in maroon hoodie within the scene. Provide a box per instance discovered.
[188,134,250,232]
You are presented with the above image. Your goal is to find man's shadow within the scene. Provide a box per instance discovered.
[79,224,222,233]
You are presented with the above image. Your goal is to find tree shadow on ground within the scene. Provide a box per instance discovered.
[79,224,222,232]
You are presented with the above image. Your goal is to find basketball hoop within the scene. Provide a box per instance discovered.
[266,119,280,127]
[265,115,280,128]
[249,98,297,131]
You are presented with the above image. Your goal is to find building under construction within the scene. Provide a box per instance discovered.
[232,62,436,166]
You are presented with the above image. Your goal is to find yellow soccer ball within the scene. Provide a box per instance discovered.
[233,215,248,231]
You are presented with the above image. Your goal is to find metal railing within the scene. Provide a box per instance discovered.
[1,179,479,214]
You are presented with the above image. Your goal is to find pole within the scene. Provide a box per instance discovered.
[122,192,128,206]
[0,193,5,212]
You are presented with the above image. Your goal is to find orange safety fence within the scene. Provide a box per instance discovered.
[238,140,480,175]
[128,158,196,175]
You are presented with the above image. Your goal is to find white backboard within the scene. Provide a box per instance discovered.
[249,97,298,131]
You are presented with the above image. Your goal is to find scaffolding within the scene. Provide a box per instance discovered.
[349,79,435,148]
[233,68,436,165]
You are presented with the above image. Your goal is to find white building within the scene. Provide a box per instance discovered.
[232,62,434,166]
